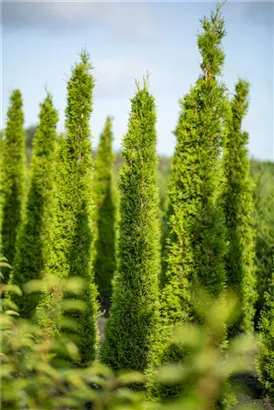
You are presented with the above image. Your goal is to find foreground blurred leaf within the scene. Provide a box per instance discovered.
[61,299,87,312]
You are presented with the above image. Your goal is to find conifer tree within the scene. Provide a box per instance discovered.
[147,3,228,398]
[258,275,274,397]
[0,130,4,229]
[252,161,274,327]
[39,52,98,366]
[161,3,227,326]
[1,90,26,281]
[94,116,117,314]
[100,79,161,372]
[223,79,257,335]
[11,93,58,318]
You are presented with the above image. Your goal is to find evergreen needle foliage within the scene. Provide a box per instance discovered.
[223,79,257,335]
[0,90,26,282]
[148,4,229,398]
[94,116,117,314]
[258,274,274,397]
[11,92,58,318]
[0,130,4,227]
[162,4,227,326]
[252,162,274,327]
[39,52,98,366]
[100,79,161,372]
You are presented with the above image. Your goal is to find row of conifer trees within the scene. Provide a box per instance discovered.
[0,3,273,398]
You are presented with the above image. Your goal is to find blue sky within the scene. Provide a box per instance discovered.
[1,1,273,160]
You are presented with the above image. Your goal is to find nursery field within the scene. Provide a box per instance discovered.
[1,2,273,409]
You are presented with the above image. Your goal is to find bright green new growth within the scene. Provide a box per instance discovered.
[39,52,98,366]
[100,79,161,372]
[147,5,228,398]
[1,90,26,281]
[94,116,117,314]
[258,274,274,397]
[223,79,257,335]
[11,93,58,318]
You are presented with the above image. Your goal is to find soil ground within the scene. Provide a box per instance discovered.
[232,374,273,410]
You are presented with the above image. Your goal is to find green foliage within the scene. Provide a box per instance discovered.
[157,156,171,279]
[1,15,273,407]
[100,80,161,372]
[25,124,37,164]
[0,90,26,281]
[1,273,258,410]
[251,161,274,327]
[258,277,274,397]
[198,1,226,79]
[10,93,58,318]
[148,6,228,399]
[161,5,227,326]
[222,80,257,335]
[94,116,117,314]
[0,130,4,226]
[38,52,98,366]
[148,291,258,407]
[155,156,273,327]
[0,276,146,410]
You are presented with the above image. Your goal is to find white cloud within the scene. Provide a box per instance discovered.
[224,0,273,25]
[2,1,162,42]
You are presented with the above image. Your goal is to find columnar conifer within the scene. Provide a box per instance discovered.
[147,4,228,398]
[94,117,117,314]
[0,130,4,229]
[1,90,26,281]
[258,276,274,397]
[40,52,98,366]
[252,162,274,327]
[223,79,257,335]
[162,4,227,326]
[100,79,161,372]
[11,93,58,318]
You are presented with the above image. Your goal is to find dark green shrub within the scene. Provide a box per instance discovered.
[258,279,274,397]
[25,124,37,164]
[251,161,274,327]
[94,116,117,314]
